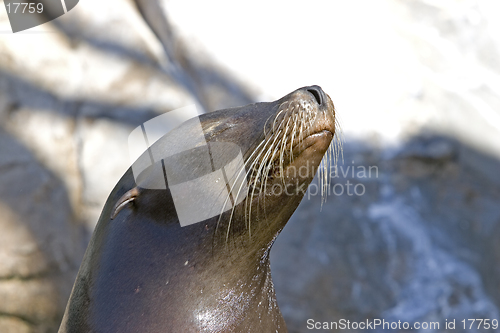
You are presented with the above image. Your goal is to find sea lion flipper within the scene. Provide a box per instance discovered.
[111,187,141,219]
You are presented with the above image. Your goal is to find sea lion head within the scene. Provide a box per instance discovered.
[166,85,339,248]
[112,85,339,251]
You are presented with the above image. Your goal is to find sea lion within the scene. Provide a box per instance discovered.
[58,85,339,333]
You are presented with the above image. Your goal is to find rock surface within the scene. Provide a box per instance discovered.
[272,137,500,332]
[0,128,85,333]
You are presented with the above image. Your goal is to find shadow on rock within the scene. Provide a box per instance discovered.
[272,133,500,333]
[0,128,87,333]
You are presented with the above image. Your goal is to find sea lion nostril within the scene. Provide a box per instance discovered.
[307,88,322,105]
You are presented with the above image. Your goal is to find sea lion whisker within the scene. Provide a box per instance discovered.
[279,114,294,183]
[248,157,266,231]
[240,143,273,236]
[246,138,275,233]
[255,129,284,215]
[290,115,298,164]
[239,140,272,205]
[261,130,282,194]
[216,139,268,236]
[229,165,255,238]
[263,103,282,137]
[230,154,266,239]
[270,101,290,132]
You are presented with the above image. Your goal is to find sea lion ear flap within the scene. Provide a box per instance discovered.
[111,187,141,219]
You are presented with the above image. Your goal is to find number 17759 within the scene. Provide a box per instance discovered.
[6,3,44,14]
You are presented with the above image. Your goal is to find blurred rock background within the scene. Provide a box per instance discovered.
[0,0,499,332]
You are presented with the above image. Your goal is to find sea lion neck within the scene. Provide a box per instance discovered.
[116,199,286,332]
[190,251,286,332]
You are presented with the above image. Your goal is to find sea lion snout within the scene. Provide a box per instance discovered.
[283,85,336,140]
